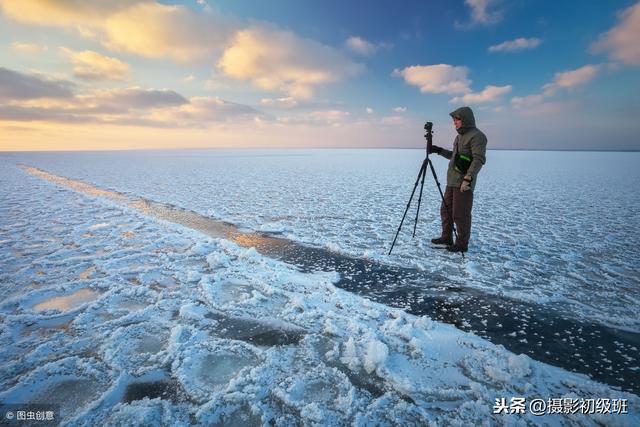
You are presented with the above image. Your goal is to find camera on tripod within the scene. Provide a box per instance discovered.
[389,120,462,257]
[424,122,433,152]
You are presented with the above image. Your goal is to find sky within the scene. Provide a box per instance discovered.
[0,0,639,151]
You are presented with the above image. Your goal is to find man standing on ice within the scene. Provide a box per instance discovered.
[428,106,487,253]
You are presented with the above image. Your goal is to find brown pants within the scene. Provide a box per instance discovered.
[440,186,473,249]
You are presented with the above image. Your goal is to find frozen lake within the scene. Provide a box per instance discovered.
[4,149,639,331]
[1,149,639,425]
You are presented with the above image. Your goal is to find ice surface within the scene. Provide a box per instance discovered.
[4,149,638,333]
[1,155,639,425]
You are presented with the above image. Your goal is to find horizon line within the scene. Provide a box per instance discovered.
[1,147,639,154]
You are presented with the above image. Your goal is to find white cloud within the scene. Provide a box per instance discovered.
[511,64,600,112]
[542,65,600,95]
[394,64,511,106]
[219,25,363,99]
[464,0,503,25]
[488,37,542,53]
[345,36,377,56]
[592,2,640,65]
[450,85,512,104]
[60,48,129,81]
[196,0,212,12]
[393,64,471,94]
[510,93,545,109]
[260,97,299,109]
[0,1,236,62]
[393,106,407,113]
[103,2,235,62]
[11,42,48,54]
[1,0,363,99]
[0,0,138,27]
[366,107,374,114]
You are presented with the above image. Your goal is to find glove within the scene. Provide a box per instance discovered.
[428,145,443,155]
[460,176,472,192]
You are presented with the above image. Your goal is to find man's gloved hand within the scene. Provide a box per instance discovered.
[460,176,472,192]
[428,145,443,155]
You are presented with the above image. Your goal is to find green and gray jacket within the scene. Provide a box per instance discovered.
[439,106,487,191]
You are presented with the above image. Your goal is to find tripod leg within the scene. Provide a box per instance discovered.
[427,159,464,258]
[412,159,427,238]
[388,160,427,255]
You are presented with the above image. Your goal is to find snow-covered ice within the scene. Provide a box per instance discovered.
[4,149,638,333]
[1,151,639,425]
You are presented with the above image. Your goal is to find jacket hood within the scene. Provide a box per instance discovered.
[450,106,476,133]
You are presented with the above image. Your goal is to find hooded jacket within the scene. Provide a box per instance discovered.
[440,106,487,191]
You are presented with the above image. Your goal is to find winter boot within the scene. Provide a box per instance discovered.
[431,236,453,245]
[446,243,467,253]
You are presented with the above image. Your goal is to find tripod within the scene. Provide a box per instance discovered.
[388,122,463,258]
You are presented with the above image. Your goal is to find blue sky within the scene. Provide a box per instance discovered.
[1,0,639,150]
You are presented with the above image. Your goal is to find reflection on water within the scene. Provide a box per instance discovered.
[33,288,99,312]
[129,198,235,240]
[234,233,267,248]
[21,166,128,202]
